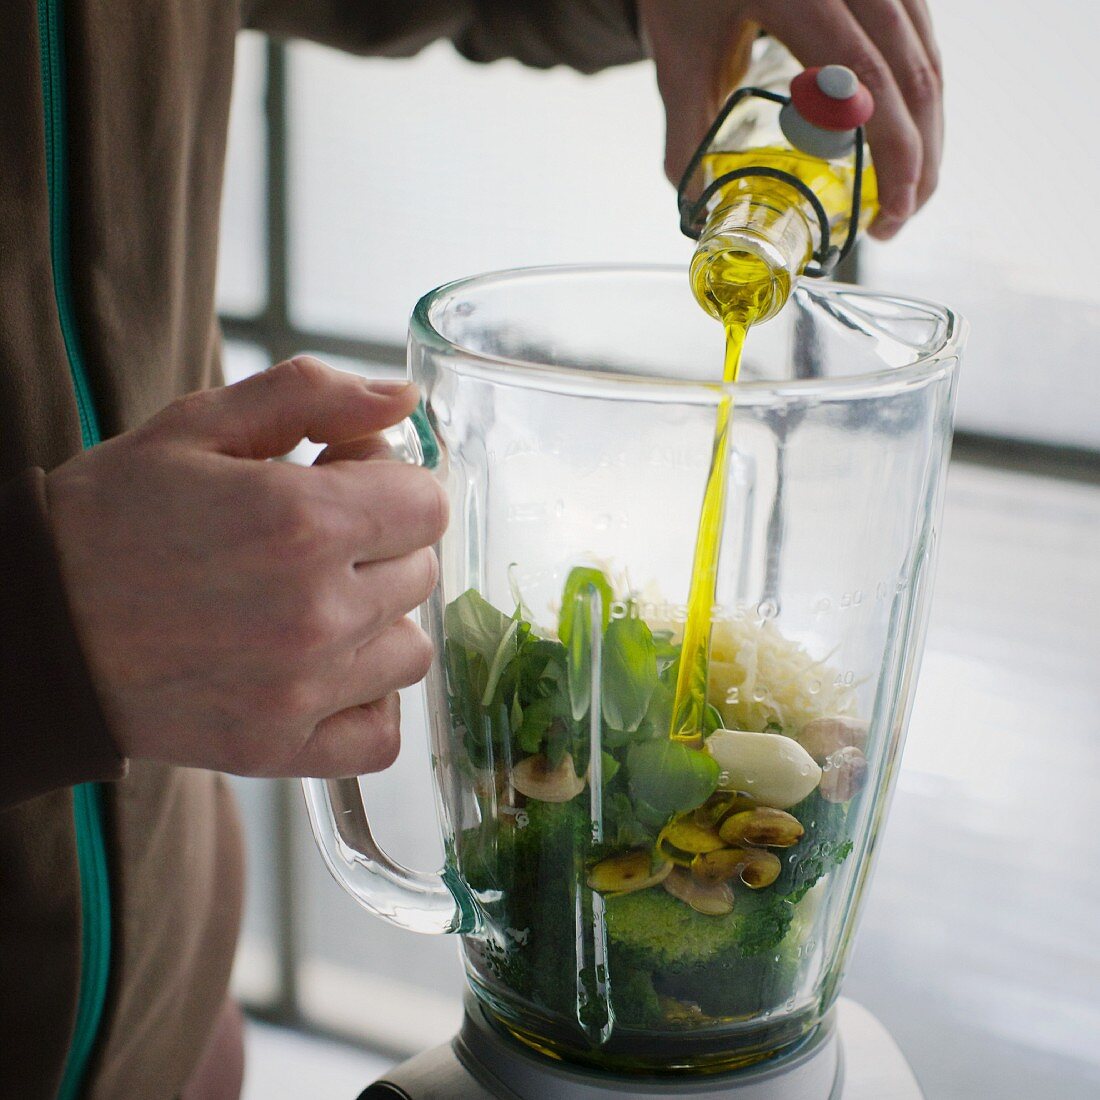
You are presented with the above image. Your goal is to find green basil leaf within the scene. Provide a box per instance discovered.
[601,617,658,732]
[566,599,593,721]
[604,792,658,847]
[516,695,555,754]
[514,638,564,702]
[703,704,724,736]
[560,567,614,722]
[445,643,486,733]
[599,751,620,784]
[636,680,673,742]
[601,721,631,750]
[632,796,674,832]
[626,740,720,816]
[445,589,514,666]
[546,719,571,769]
[481,618,520,706]
[651,630,681,676]
[558,567,613,647]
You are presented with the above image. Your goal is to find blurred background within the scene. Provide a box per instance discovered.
[217,4,1100,1096]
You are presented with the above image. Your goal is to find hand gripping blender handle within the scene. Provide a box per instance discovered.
[301,402,478,936]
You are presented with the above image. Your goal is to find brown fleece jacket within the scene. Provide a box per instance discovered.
[0,2,642,1096]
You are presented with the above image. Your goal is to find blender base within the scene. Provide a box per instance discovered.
[358,995,922,1100]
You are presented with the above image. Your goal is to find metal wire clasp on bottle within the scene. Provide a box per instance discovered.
[676,85,867,278]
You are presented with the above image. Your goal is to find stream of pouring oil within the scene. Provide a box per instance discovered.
[669,257,786,745]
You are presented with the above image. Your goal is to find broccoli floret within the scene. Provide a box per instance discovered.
[609,967,663,1029]
[604,887,800,1020]
[736,890,799,958]
[653,942,800,1020]
[604,886,794,969]
[606,889,748,968]
[774,791,854,904]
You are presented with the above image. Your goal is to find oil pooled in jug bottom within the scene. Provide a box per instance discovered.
[465,963,821,1075]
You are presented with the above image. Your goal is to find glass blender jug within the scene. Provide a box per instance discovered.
[304,265,963,1080]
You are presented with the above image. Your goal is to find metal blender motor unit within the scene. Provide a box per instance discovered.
[304,55,960,1100]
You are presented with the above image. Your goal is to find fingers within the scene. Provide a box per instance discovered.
[644,0,944,234]
[308,615,433,769]
[847,0,942,221]
[313,434,397,465]
[897,0,941,77]
[156,357,420,459]
[323,460,449,564]
[350,547,440,642]
[339,616,435,712]
[756,0,923,237]
[295,693,404,777]
[276,615,434,776]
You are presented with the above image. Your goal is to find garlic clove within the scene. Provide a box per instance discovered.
[706,729,821,809]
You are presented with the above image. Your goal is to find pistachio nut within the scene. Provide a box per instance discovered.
[660,816,726,855]
[706,729,822,809]
[691,792,758,829]
[511,753,586,803]
[690,848,746,886]
[587,850,672,896]
[663,866,735,915]
[718,807,804,848]
[819,746,869,803]
[737,847,781,889]
[656,836,695,867]
[691,847,781,889]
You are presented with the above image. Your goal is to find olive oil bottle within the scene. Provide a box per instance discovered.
[689,36,879,324]
[671,40,878,743]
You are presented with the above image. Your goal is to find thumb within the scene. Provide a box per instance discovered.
[159,357,420,459]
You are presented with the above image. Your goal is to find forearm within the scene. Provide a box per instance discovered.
[241,0,643,74]
[0,469,124,808]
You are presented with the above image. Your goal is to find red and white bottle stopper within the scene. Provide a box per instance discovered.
[780,65,874,160]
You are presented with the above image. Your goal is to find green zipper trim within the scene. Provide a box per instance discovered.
[58,786,112,1100]
[38,0,101,449]
[37,1,113,1096]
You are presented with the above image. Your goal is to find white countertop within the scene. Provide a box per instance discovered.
[843,462,1100,1098]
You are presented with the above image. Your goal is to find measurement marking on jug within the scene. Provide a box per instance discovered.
[811,578,910,615]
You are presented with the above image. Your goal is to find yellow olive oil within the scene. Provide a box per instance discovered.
[671,150,877,743]
[705,147,878,242]
[670,256,775,744]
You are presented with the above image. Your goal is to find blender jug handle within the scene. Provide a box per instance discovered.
[301,402,479,936]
